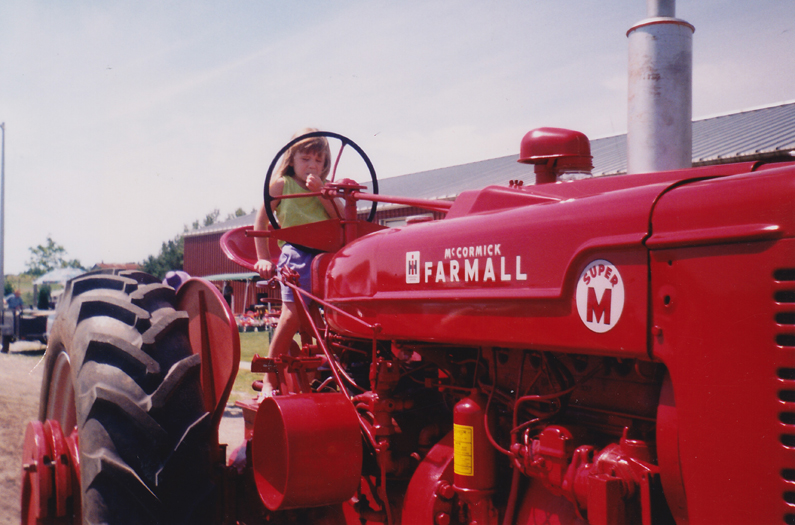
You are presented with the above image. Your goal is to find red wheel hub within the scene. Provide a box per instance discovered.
[20,419,79,524]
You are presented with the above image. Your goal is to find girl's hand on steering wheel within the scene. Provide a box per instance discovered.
[255,259,275,279]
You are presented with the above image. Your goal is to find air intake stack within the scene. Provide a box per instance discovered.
[627,0,694,174]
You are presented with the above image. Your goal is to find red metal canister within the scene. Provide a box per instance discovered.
[453,393,496,492]
[252,393,363,511]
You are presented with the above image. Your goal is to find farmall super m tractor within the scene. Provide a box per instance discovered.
[20,129,795,525]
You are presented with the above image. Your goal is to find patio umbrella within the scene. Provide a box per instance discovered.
[33,268,86,286]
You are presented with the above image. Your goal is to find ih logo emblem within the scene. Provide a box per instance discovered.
[576,259,625,333]
[406,251,420,284]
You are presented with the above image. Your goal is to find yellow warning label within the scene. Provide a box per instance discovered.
[453,423,474,476]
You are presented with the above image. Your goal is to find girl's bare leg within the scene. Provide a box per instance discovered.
[258,301,300,399]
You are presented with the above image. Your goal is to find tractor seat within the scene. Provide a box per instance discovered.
[220,226,280,272]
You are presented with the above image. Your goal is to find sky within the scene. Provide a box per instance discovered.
[1,0,794,275]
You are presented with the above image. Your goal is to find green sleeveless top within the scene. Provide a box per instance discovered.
[275,175,330,248]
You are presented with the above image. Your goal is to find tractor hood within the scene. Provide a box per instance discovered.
[322,161,774,355]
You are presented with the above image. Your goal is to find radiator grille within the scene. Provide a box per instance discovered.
[775,268,795,524]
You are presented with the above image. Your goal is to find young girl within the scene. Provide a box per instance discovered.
[254,128,342,398]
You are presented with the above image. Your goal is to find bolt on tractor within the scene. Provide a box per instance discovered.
[20,130,795,524]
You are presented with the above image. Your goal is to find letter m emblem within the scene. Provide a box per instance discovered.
[587,287,612,325]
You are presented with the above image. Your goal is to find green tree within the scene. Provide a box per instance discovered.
[38,284,52,309]
[188,209,221,232]
[140,236,184,280]
[140,208,233,280]
[25,236,83,277]
[226,208,248,221]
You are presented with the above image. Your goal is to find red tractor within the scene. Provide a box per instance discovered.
[21,130,795,524]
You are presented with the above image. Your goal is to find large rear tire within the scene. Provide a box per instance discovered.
[40,270,214,524]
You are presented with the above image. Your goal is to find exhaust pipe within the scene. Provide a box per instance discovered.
[627,0,694,174]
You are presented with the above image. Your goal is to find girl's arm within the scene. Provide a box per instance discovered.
[306,174,343,218]
[319,193,344,219]
[253,177,285,277]
[253,206,274,278]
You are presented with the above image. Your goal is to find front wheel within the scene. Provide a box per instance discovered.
[39,270,214,524]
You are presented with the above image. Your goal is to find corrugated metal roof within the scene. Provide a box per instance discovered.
[364,155,528,204]
[692,101,795,162]
[191,101,795,234]
[590,134,628,175]
[184,211,256,237]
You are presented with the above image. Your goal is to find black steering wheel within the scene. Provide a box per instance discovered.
[263,131,379,230]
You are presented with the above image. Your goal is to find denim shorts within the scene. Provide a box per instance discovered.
[276,244,316,303]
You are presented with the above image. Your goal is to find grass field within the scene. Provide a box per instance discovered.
[229,330,271,403]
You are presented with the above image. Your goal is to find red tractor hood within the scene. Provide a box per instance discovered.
[322,161,794,355]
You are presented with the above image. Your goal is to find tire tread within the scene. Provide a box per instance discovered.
[54,272,212,524]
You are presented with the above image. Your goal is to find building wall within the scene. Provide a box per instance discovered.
[184,231,239,277]
[184,231,270,314]
[222,280,279,316]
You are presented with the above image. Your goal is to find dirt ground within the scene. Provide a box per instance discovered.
[0,342,245,524]
[0,344,46,525]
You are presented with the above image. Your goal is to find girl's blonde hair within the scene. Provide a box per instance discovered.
[275,127,332,181]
